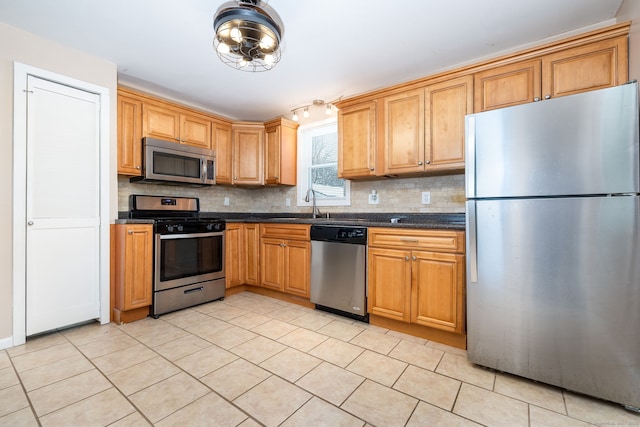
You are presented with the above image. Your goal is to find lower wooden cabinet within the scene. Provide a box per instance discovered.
[368,228,465,334]
[260,224,310,298]
[113,223,153,323]
[225,223,260,288]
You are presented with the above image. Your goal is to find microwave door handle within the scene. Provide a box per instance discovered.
[201,156,207,183]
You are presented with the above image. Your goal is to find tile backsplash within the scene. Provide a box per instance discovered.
[118,174,465,214]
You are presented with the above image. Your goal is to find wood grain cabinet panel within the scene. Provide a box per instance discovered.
[225,223,243,288]
[233,122,264,185]
[474,59,541,112]
[114,224,153,323]
[338,101,377,178]
[260,224,310,297]
[117,94,143,175]
[213,120,233,184]
[368,228,465,334]
[264,118,298,186]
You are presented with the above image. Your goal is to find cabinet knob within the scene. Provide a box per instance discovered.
[418,161,423,166]
[128,230,133,235]
[545,94,551,100]
[27,221,34,226]
[370,167,374,171]
[425,160,430,165]
[175,137,181,142]
[136,165,141,170]
[404,256,409,261]
[534,97,540,102]
[412,255,417,261]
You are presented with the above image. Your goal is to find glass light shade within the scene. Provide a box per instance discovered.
[292,111,299,121]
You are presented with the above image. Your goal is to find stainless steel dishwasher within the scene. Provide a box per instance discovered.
[310,225,368,322]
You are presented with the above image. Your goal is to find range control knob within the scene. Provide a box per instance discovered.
[177,225,184,232]
[166,225,174,232]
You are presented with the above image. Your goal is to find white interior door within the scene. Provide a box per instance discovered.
[25,76,101,336]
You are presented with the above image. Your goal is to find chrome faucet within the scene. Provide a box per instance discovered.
[304,188,321,218]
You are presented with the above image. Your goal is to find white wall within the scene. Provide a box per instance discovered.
[0,23,118,343]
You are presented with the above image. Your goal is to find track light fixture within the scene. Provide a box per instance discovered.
[291,98,341,121]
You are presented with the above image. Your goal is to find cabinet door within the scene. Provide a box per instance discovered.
[284,240,310,297]
[233,126,264,185]
[142,104,181,141]
[338,101,377,178]
[264,124,281,185]
[181,113,212,149]
[368,247,412,322]
[243,223,261,286]
[424,76,473,171]
[383,90,425,174]
[225,223,243,288]
[260,238,284,291]
[118,224,153,310]
[117,95,142,176]
[541,36,628,100]
[411,251,465,333]
[474,59,541,112]
[213,121,233,185]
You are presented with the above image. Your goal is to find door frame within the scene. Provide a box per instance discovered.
[12,62,111,346]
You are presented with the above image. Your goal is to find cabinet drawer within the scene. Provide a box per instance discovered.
[260,223,310,240]
[368,227,464,253]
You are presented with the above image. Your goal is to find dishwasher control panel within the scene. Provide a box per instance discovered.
[310,225,367,245]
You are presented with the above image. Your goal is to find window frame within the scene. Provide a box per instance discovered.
[296,118,351,207]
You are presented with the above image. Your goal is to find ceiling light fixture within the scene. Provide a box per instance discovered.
[213,0,284,72]
[290,98,341,121]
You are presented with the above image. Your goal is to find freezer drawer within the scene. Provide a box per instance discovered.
[466,196,640,408]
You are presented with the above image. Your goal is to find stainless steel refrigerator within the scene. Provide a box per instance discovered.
[465,82,640,409]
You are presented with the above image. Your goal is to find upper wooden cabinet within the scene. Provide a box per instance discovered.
[232,122,264,186]
[338,100,377,178]
[264,118,298,186]
[117,94,143,175]
[382,75,472,175]
[475,35,628,112]
[143,104,212,149]
[213,120,233,185]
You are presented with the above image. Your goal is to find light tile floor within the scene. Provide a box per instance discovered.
[1,291,639,426]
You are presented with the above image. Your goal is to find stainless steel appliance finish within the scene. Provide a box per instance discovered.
[465,82,640,409]
[310,225,368,322]
[128,195,225,317]
[131,137,215,186]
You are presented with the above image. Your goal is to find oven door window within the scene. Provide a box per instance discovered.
[160,234,223,281]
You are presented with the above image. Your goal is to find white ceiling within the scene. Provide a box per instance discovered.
[0,0,623,123]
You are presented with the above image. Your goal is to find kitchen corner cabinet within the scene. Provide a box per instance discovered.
[264,118,298,186]
[232,122,265,185]
[382,75,472,175]
[117,94,143,175]
[113,224,153,323]
[260,224,310,297]
[143,104,212,149]
[338,100,377,179]
[368,228,465,334]
[474,35,628,112]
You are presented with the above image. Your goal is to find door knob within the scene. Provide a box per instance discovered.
[27,221,34,226]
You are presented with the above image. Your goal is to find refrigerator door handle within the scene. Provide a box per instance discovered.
[468,200,478,283]
[465,116,476,198]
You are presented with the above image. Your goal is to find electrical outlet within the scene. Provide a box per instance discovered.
[224,197,230,206]
[421,191,431,204]
[368,190,379,204]
[285,197,291,207]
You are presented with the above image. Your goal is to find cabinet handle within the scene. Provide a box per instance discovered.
[136,165,141,170]
[175,137,181,142]
[404,256,410,261]
[370,167,374,171]
[418,161,423,166]
[545,95,551,99]
[412,255,417,261]
[128,230,133,235]
[27,221,34,226]
[534,97,540,102]
[400,238,419,243]
[425,160,430,165]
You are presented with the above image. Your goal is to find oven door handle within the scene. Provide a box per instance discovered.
[158,231,224,240]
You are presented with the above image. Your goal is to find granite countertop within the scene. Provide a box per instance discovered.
[209,212,466,230]
[116,212,466,230]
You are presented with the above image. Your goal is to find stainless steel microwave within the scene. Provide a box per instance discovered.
[131,137,215,186]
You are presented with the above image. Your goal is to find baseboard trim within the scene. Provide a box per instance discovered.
[0,336,14,350]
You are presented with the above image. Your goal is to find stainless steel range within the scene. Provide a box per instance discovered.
[128,195,225,317]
